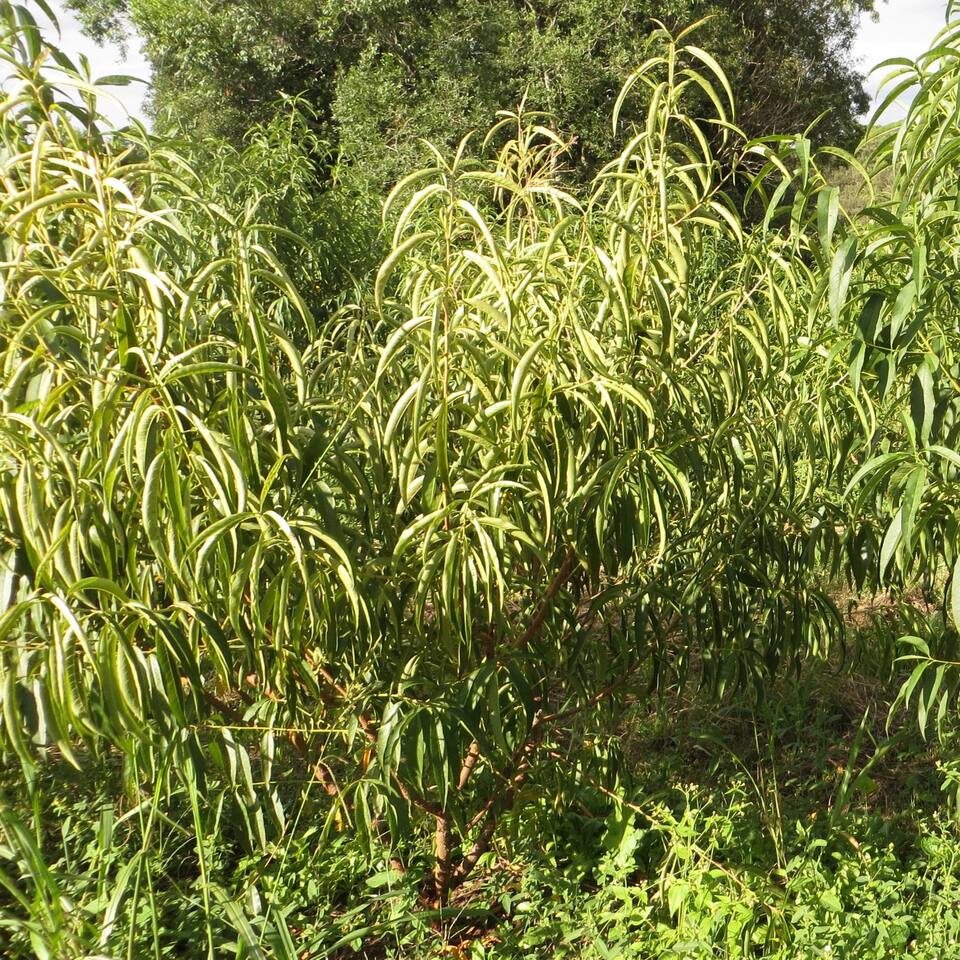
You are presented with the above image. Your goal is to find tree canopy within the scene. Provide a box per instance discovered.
[71,0,877,190]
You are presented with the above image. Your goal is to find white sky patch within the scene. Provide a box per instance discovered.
[854,0,950,120]
[44,0,150,126]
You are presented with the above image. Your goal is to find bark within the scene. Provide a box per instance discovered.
[433,812,454,905]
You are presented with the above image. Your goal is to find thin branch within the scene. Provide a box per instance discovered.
[457,739,481,791]
[514,546,579,651]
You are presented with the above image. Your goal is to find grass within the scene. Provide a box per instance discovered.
[4,646,960,958]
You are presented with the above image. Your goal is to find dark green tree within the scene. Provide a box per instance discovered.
[70,0,880,189]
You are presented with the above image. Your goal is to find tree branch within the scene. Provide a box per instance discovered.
[514,546,579,651]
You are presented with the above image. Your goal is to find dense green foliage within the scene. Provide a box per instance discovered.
[7,657,960,959]
[6,1,960,957]
[67,0,875,188]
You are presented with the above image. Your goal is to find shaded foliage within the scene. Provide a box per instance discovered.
[67,0,877,189]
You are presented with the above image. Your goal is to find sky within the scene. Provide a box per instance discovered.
[35,0,956,128]
[853,0,950,119]
[43,0,150,125]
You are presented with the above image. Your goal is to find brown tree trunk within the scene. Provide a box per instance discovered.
[433,812,454,906]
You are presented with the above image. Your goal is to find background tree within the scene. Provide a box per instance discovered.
[69,0,879,191]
